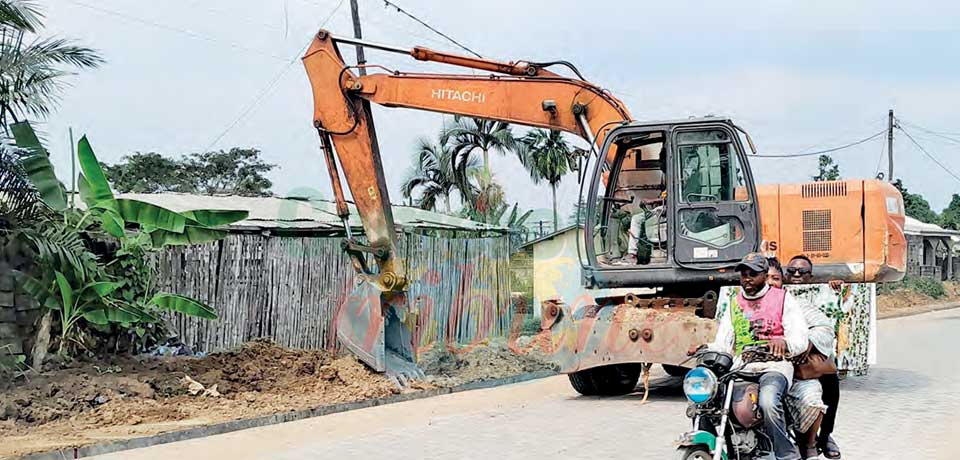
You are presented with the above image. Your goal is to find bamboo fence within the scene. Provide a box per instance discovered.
[155,232,513,352]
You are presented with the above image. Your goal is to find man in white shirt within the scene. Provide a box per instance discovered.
[703,253,809,460]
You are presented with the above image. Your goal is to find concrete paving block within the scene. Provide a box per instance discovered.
[0,275,13,291]
[16,309,41,326]
[0,308,14,322]
[14,294,39,311]
[0,322,18,339]
[0,291,13,307]
[0,338,23,354]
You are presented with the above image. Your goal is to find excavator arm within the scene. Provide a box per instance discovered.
[301,30,631,376]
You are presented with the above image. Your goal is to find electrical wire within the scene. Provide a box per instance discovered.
[874,134,887,178]
[900,120,960,138]
[62,0,290,62]
[750,130,887,158]
[203,0,347,150]
[381,0,483,58]
[899,120,960,146]
[897,126,960,184]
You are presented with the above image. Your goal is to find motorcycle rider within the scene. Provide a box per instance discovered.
[698,253,810,460]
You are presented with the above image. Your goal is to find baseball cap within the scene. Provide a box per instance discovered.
[735,252,769,273]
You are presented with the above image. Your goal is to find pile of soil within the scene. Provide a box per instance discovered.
[0,339,399,458]
[878,281,960,317]
[419,339,558,387]
[0,338,558,458]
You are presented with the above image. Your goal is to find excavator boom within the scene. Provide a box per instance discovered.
[302,30,631,377]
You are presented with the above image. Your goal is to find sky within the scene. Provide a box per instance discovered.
[38,0,960,222]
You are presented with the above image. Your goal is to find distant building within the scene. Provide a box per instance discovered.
[903,216,960,280]
[518,225,638,316]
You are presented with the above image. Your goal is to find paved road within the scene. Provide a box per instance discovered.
[94,309,960,460]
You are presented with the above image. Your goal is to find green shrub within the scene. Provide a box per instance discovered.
[910,277,946,299]
[879,276,946,299]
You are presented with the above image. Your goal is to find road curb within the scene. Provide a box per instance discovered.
[15,370,559,460]
[878,301,960,320]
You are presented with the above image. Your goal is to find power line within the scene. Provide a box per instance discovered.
[750,130,887,158]
[874,134,886,177]
[62,0,290,62]
[899,120,960,138]
[899,120,960,146]
[203,0,347,150]
[381,0,483,58]
[897,126,960,184]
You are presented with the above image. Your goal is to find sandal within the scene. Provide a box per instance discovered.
[818,435,842,459]
[801,446,820,459]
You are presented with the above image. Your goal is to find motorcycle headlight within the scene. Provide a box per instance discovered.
[683,367,717,404]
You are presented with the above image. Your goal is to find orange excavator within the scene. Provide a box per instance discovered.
[301,30,907,393]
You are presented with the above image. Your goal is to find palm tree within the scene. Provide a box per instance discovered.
[0,0,40,32]
[0,0,103,126]
[520,129,575,230]
[400,138,478,213]
[440,116,519,187]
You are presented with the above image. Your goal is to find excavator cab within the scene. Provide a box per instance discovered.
[581,118,761,291]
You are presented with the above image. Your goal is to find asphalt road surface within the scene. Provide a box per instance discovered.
[93,308,960,460]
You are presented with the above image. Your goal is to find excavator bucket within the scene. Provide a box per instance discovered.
[336,279,423,385]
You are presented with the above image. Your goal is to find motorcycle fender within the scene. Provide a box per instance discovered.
[676,430,727,460]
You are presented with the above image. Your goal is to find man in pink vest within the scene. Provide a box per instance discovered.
[706,253,810,460]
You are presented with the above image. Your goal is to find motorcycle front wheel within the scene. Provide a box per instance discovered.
[676,446,712,460]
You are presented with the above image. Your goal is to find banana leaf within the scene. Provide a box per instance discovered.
[77,173,96,208]
[54,271,74,320]
[11,122,67,211]
[76,136,114,204]
[97,208,126,238]
[150,293,216,319]
[99,199,186,233]
[149,226,226,247]
[83,301,153,326]
[180,210,249,227]
[81,281,124,299]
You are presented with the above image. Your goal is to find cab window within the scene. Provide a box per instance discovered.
[677,129,746,203]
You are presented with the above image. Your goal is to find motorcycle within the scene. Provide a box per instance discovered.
[675,345,799,460]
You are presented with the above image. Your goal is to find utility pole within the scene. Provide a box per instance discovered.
[349,0,367,77]
[348,0,383,175]
[887,109,895,182]
[69,127,76,208]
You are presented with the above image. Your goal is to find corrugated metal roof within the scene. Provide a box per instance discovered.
[115,193,506,233]
[904,216,960,238]
[517,223,581,249]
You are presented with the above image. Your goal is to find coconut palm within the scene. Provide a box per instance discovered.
[440,116,519,187]
[0,0,103,126]
[401,138,478,213]
[520,129,575,230]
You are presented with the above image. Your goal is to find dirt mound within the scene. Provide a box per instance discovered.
[419,339,558,387]
[878,282,960,316]
[0,339,400,458]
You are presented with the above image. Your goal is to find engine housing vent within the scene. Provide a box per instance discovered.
[802,182,847,198]
[802,209,832,252]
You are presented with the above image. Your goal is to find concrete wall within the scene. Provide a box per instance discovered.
[0,241,41,360]
[530,229,634,316]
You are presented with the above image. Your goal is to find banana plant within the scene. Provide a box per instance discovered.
[9,121,247,356]
[72,134,249,246]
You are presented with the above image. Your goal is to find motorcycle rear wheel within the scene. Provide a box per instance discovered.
[676,446,712,460]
